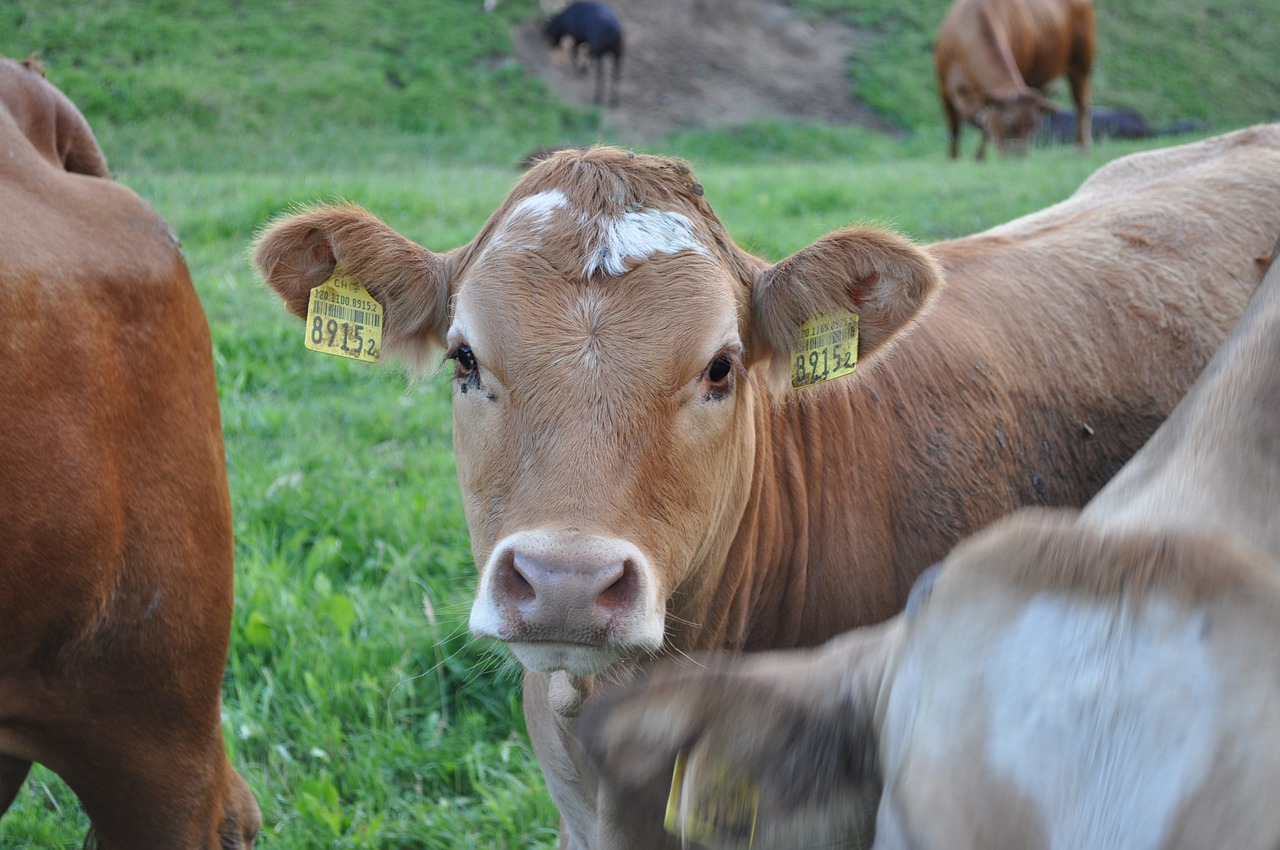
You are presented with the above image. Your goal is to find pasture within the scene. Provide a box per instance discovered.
[2,0,1277,846]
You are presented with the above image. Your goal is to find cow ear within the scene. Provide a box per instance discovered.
[252,204,455,373]
[580,625,895,847]
[750,225,943,396]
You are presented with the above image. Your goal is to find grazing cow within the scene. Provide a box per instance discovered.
[253,128,1280,849]
[580,233,1280,850]
[0,56,260,848]
[1037,105,1150,146]
[545,1,623,106]
[936,0,1095,159]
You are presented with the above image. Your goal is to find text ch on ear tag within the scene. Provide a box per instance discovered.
[665,749,760,848]
[304,263,384,363]
[791,309,859,389]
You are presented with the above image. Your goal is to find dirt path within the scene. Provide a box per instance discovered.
[511,0,893,143]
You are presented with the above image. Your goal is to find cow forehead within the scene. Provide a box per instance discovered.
[453,188,742,375]
[479,187,714,279]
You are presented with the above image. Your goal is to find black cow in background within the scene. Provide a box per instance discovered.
[545,1,623,106]
[1037,106,1149,145]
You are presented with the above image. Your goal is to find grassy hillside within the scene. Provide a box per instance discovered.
[4,0,1277,172]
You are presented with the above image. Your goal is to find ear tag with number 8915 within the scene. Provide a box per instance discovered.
[304,264,384,363]
[791,309,859,389]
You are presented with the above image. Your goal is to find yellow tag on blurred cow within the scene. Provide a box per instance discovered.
[665,749,759,848]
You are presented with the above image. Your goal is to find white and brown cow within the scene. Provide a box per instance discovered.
[254,128,1280,849]
[581,237,1280,848]
[0,56,260,848]
[936,0,1095,159]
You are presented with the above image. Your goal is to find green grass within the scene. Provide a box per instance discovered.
[0,0,1273,846]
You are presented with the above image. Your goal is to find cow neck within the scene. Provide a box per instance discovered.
[672,370,904,657]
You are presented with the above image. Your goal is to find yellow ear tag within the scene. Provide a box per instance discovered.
[791,309,859,389]
[665,749,759,848]
[304,264,384,363]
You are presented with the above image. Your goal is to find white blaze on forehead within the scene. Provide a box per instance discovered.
[584,207,711,278]
[982,594,1219,850]
[481,189,569,257]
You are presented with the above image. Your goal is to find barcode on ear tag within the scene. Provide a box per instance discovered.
[665,749,760,848]
[791,310,859,388]
[304,265,384,363]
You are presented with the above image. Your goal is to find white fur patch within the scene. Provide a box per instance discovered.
[584,208,710,278]
[982,595,1219,850]
[509,189,568,226]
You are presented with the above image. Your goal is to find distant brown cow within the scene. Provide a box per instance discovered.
[255,128,1280,849]
[936,0,1095,159]
[581,234,1280,850]
[0,56,259,849]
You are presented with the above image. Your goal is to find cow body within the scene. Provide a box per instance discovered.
[255,128,1280,848]
[545,1,623,106]
[0,56,259,848]
[936,0,1095,159]
[581,179,1280,849]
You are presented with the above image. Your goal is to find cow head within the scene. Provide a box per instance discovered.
[981,89,1052,156]
[0,54,109,177]
[581,509,1278,848]
[254,147,941,678]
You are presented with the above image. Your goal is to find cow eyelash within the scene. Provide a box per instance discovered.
[446,343,483,390]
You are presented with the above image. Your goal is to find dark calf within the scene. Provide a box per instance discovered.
[545,1,623,106]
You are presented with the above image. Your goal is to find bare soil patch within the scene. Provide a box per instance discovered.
[510,0,893,143]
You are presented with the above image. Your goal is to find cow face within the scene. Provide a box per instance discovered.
[254,148,941,677]
[982,90,1050,156]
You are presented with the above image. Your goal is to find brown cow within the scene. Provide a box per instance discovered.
[581,235,1280,850]
[0,56,260,848]
[936,0,1095,159]
[254,128,1280,849]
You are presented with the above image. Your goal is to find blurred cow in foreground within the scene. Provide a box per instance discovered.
[0,55,259,849]
[255,127,1280,848]
[582,210,1280,849]
[936,0,1095,158]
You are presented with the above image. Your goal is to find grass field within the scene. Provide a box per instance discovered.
[1,0,1276,847]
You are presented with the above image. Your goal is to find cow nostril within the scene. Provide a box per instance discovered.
[498,552,536,604]
[596,561,637,612]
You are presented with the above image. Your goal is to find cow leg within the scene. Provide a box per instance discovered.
[0,756,32,816]
[1069,72,1092,151]
[593,54,605,104]
[943,97,962,159]
[608,53,621,107]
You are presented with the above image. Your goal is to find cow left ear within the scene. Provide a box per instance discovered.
[750,225,944,395]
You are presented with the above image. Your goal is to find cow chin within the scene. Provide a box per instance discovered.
[507,641,647,677]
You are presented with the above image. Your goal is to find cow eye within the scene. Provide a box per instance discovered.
[446,344,481,389]
[700,353,735,401]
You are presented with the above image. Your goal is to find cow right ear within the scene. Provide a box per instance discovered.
[252,204,455,373]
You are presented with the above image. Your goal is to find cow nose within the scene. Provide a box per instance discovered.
[496,548,639,635]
